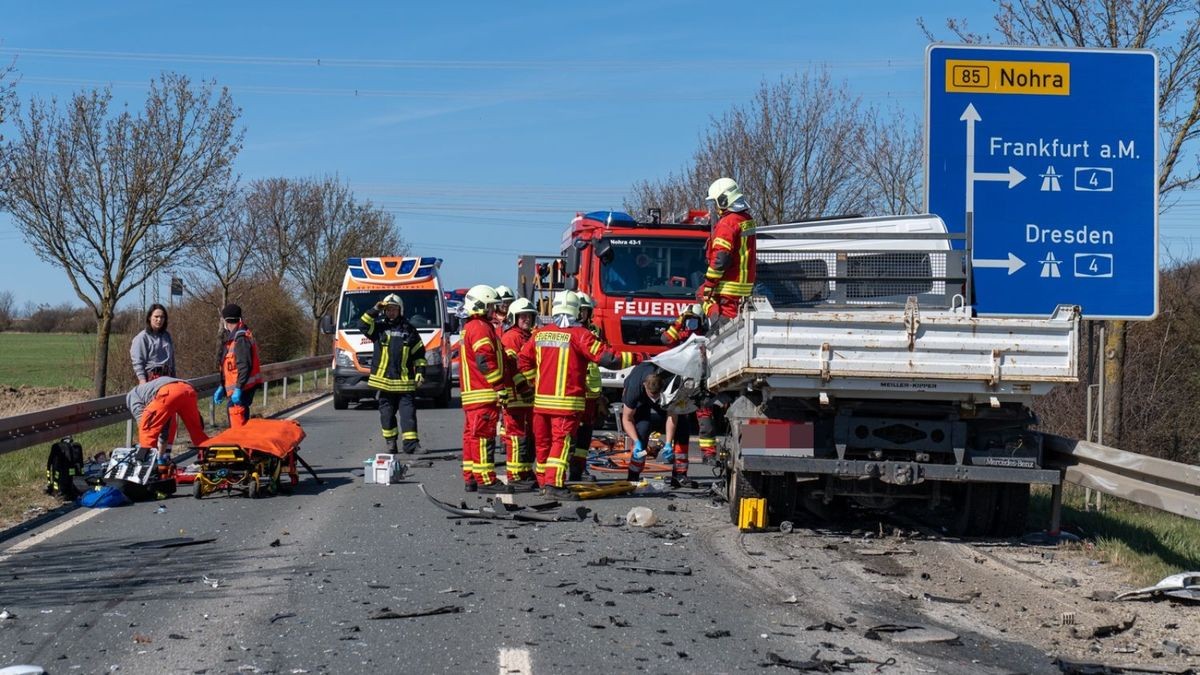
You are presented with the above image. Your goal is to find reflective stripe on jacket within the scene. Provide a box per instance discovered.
[222,326,262,390]
[705,211,757,297]
[359,309,427,393]
[459,316,503,409]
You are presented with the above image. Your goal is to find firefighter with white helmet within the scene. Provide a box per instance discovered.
[493,285,516,332]
[571,291,605,481]
[358,292,426,454]
[499,297,539,488]
[700,177,757,322]
[458,284,511,493]
[518,290,641,498]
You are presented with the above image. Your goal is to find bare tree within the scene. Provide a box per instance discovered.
[858,104,925,215]
[245,177,320,287]
[0,290,14,331]
[0,73,242,396]
[289,177,406,355]
[628,70,919,223]
[187,194,254,311]
[923,0,1200,446]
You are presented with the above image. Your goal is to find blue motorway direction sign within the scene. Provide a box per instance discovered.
[926,45,1158,319]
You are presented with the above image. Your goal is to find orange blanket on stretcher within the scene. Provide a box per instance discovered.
[198,419,306,459]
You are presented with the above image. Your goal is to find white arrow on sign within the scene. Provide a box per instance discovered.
[972,253,1026,275]
[960,103,1026,211]
[974,166,1026,188]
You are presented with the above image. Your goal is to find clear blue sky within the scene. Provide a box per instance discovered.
[0,1,1194,309]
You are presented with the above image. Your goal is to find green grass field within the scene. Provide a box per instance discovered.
[0,332,107,389]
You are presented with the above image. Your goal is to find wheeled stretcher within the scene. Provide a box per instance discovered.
[191,419,308,499]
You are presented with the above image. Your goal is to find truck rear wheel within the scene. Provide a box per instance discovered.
[728,465,764,526]
[333,389,349,410]
[992,483,1030,537]
[952,483,998,537]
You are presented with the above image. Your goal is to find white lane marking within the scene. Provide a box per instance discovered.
[285,395,330,420]
[498,648,532,675]
[0,395,330,562]
[0,508,103,564]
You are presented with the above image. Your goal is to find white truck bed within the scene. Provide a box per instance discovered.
[706,301,1079,403]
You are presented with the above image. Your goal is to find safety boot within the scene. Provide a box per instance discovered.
[477,481,513,495]
[542,485,580,502]
[385,437,398,454]
[464,480,478,493]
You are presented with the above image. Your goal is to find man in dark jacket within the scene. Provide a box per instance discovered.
[359,293,426,454]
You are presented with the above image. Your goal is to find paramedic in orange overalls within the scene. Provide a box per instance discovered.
[699,177,757,324]
[127,377,209,454]
[517,291,640,501]
[212,303,262,428]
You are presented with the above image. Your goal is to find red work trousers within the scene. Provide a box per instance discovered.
[533,411,579,488]
[502,405,535,481]
[138,382,209,449]
[704,294,743,320]
[462,404,499,486]
[696,406,716,457]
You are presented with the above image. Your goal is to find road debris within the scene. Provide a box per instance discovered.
[1053,656,1193,674]
[704,629,732,638]
[626,507,657,527]
[123,537,217,550]
[864,623,959,644]
[761,651,896,672]
[614,563,693,576]
[1079,616,1137,640]
[268,612,296,624]
[922,591,979,604]
[804,621,845,632]
[368,605,463,620]
[1115,573,1200,602]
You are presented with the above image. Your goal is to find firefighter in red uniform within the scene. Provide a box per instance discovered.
[699,177,757,323]
[571,292,604,481]
[458,285,511,494]
[660,303,721,464]
[212,304,262,428]
[517,291,640,500]
[500,298,538,489]
[493,285,515,333]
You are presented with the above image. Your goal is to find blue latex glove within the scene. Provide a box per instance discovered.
[657,445,674,462]
[231,387,244,406]
[631,439,646,461]
[212,386,225,404]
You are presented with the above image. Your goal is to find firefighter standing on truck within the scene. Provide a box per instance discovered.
[459,285,512,494]
[500,298,538,489]
[572,292,605,482]
[700,177,757,324]
[660,303,721,465]
[359,293,425,455]
[213,304,262,428]
[517,290,640,500]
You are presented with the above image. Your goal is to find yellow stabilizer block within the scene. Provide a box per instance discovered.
[567,481,637,500]
[738,497,767,531]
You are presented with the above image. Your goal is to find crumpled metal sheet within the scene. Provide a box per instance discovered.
[1115,572,1200,601]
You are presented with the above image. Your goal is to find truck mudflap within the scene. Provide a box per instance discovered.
[738,450,1061,485]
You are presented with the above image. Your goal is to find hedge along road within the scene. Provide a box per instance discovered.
[0,397,1055,674]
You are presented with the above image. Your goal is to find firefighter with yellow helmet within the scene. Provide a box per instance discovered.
[500,297,539,488]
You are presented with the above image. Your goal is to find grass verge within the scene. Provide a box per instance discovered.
[0,369,332,529]
[0,333,107,390]
[1031,483,1200,586]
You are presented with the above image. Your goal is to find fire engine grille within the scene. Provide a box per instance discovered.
[755,250,964,308]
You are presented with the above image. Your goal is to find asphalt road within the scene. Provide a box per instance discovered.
[0,396,1059,674]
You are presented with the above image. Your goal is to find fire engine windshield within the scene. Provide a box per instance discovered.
[338,290,444,330]
[599,237,707,298]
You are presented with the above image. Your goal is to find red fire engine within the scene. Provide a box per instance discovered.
[518,209,711,396]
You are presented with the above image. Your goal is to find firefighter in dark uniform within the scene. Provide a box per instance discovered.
[359,293,426,454]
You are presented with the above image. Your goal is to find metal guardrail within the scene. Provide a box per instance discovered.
[1044,433,1200,523]
[0,355,330,457]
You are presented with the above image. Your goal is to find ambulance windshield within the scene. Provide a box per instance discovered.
[338,290,444,330]
[599,237,707,298]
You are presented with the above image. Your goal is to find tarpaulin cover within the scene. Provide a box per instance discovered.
[198,419,305,458]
